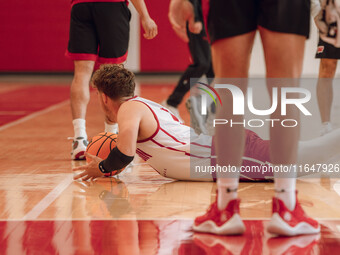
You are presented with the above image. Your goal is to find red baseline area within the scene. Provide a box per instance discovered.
[0,86,70,126]
[0,220,338,254]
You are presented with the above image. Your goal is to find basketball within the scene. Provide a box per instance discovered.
[86,132,125,176]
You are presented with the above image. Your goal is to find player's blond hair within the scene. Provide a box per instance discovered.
[92,64,135,100]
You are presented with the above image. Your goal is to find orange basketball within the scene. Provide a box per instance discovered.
[86,132,125,176]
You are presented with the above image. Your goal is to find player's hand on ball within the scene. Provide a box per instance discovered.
[142,17,158,39]
[73,152,105,181]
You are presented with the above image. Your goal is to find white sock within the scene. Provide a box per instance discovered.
[321,122,333,136]
[105,122,118,133]
[274,177,296,211]
[73,119,87,139]
[217,177,239,210]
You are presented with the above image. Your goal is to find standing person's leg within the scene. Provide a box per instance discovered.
[71,61,95,120]
[212,32,255,208]
[67,3,99,160]
[317,59,337,135]
[70,61,94,160]
[205,62,214,83]
[259,32,319,238]
[258,0,319,236]
[193,0,258,235]
[70,60,95,159]
[315,37,340,135]
[164,29,213,120]
[260,27,305,211]
[184,29,215,133]
[193,32,256,235]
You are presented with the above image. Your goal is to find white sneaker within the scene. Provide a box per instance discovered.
[320,122,333,136]
[70,136,88,160]
[205,105,216,136]
[161,100,184,123]
[186,96,208,135]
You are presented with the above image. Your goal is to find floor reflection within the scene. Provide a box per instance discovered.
[0,219,339,254]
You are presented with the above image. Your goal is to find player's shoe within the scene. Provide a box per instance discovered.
[70,136,88,160]
[161,100,184,123]
[193,198,245,235]
[267,195,320,236]
[186,96,208,135]
[205,104,216,136]
[320,122,332,136]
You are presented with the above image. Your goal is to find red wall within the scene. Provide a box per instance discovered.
[0,0,189,72]
[0,1,73,72]
[140,0,191,72]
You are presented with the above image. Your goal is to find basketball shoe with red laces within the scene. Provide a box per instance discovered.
[267,195,320,236]
[193,199,245,235]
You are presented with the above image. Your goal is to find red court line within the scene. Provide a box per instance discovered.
[0,85,70,126]
[0,219,338,254]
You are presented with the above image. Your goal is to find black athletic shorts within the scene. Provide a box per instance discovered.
[67,2,131,64]
[206,0,310,44]
[315,37,340,59]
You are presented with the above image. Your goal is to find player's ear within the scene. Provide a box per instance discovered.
[101,93,108,104]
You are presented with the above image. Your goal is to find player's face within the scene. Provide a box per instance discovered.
[96,90,117,122]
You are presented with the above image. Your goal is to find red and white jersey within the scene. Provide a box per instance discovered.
[129,96,213,181]
[129,96,273,181]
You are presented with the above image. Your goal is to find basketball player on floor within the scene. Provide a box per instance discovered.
[169,0,320,236]
[73,64,339,183]
[67,0,157,160]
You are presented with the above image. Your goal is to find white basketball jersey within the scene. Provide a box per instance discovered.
[129,96,213,181]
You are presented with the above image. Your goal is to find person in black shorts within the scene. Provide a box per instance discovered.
[170,0,320,237]
[66,0,157,160]
[315,37,340,135]
[314,0,340,135]
[162,0,214,122]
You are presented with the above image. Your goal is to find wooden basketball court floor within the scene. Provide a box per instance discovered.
[0,76,340,254]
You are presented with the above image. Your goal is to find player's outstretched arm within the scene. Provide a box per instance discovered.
[130,0,158,39]
[73,101,142,182]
